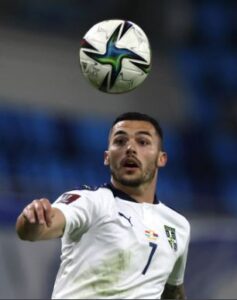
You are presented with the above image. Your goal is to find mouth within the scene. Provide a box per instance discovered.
[121,157,141,170]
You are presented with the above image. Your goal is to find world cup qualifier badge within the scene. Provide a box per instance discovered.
[164,225,178,251]
[58,193,80,205]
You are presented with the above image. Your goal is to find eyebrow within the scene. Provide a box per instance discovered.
[113,130,153,137]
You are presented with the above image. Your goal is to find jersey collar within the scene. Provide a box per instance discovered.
[104,183,159,205]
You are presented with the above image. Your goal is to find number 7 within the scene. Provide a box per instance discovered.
[142,242,157,275]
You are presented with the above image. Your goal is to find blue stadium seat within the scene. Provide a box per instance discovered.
[28,111,59,152]
[74,158,109,188]
[0,153,12,192]
[196,1,231,44]
[157,169,194,212]
[209,131,237,169]
[163,126,185,169]
[15,155,45,194]
[72,117,112,155]
[177,49,204,90]
[218,53,237,91]
[219,176,237,215]
[0,109,22,151]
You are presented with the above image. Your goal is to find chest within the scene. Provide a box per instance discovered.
[93,200,180,275]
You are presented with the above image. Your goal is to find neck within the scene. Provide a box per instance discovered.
[111,176,157,204]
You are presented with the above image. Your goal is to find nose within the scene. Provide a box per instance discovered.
[126,142,137,155]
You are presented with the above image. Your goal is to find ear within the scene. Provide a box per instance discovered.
[104,150,110,166]
[157,151,168,167]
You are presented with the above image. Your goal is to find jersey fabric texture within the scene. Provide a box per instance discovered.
[51,184,190,299]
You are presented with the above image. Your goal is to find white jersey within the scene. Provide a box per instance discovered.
[52,184,190,299]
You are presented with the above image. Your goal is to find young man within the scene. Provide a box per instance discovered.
[16,112,190,299]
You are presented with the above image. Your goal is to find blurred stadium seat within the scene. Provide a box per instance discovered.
[196,1,231,44]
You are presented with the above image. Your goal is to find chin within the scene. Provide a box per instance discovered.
[118,176,143,187]
[111,169,143,187]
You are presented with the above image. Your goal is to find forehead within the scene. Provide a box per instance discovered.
[111,120,157,136]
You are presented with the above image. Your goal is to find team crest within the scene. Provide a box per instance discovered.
[164,225,178,251]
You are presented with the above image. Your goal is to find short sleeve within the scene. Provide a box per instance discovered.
[52,190,99,240]
[167,225,190,286]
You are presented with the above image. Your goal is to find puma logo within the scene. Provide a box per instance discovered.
[118,212,133,227]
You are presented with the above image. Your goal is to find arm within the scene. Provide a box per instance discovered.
[161,283,186,300]
[162,221,190,299]
[16,198,66,241]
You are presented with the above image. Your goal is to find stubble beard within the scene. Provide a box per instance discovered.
[110,163,157,188]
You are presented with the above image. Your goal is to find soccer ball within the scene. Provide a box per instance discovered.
[79,19,151,94]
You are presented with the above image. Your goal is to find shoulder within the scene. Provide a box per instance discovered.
[54,184,114,205]
[76,184,115,199]
[158,202,190,234]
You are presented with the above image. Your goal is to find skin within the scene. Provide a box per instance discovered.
[104,120,167,203]
[16,198,65,241]
[161,283,186,299]
[15,120,185,299]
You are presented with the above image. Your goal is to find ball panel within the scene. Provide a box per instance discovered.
[79,19,151,94]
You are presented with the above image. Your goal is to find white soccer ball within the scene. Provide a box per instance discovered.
[79,19,151,94]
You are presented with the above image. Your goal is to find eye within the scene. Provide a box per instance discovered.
[138,138,150,146]
[113,137,127,146]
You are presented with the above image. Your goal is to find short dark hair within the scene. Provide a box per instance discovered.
[111,111,164,143]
